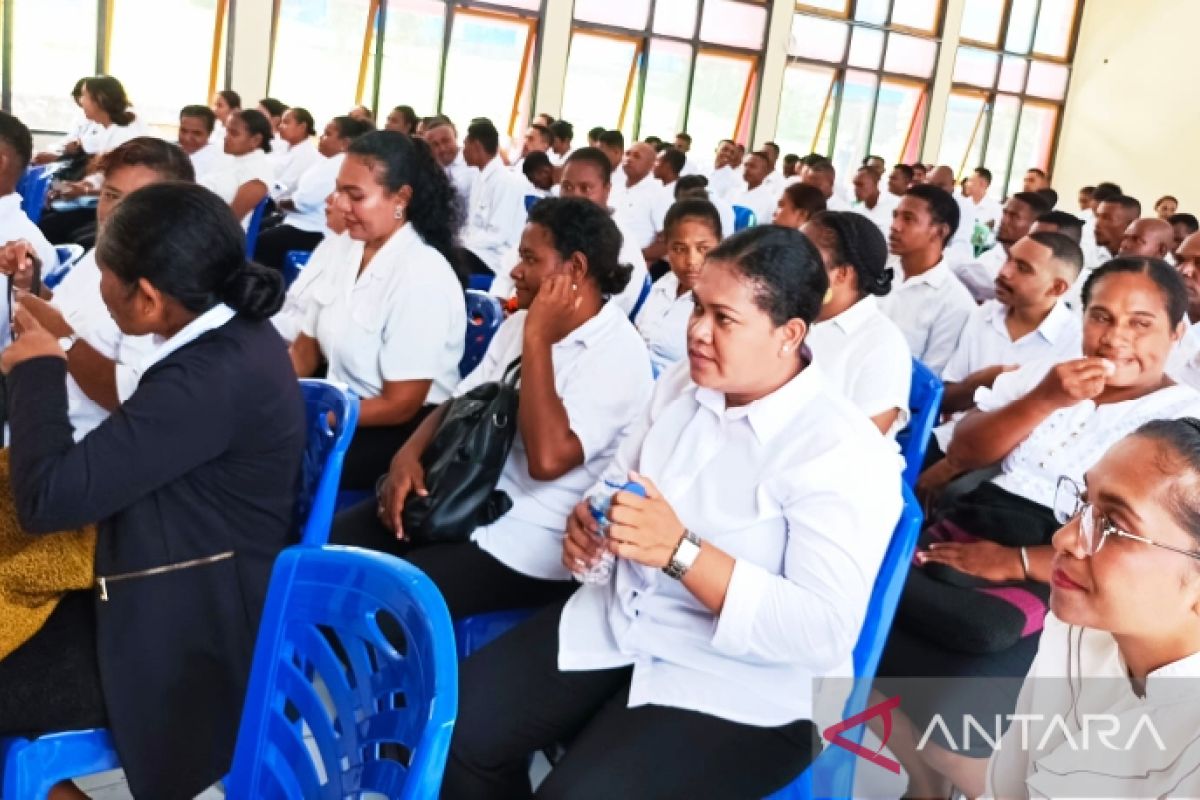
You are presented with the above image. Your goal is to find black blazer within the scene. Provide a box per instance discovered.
[8,314,305,800]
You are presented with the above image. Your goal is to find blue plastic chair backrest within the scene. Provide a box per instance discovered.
[627,273,653,321]
[524,194,540,213]
[467,273,494,292]
[283,249,314,289]
[226,546,458,800]
[732,205,757,232]
[896,357,944,488]
[459,290,504,378]
[17,167,52,225]
[245,196,270,257]
[297,381,359,545]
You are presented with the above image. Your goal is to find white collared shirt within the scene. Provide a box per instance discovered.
[634,272,693,376]
[78,115,148,156]
[445,150,477,229]
[735,181,781,228]
[988,611,1200,800]
[271,232,342,343]
[1167,320,1200,391]
[975,355,1200,508]
[133,303,237,388]
[462,303,653,579]
[934,300,1080,451]
[188,141,237,204]
[270,138,321,201]
[851,192,899,237]
[49,249,156,439]
[878,257,975,375]
[808,295,912,435]
[968,195,1002,230]
[611,176,663,250]
[558,360,903,727]
[229,150,276,229]
[285,153,341,234]
[462,156,528,273]
[945,193,977,268]
[301,225,465,403]
[707,165,746,201]
[0,192,59,348]
[952,243,1007,303]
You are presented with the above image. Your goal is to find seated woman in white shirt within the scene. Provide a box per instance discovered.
[272,191,347,343]
[634,198,721,376]
[332,196,653,619]
[269,107,320,201]
[985,420,1200,799]
[875,256,1200,799]
[442,225,903,799]
[223,109,276,230]
[803,210,911,434]
[210,89,241,143]
[290,131,466,490]
[772,181,826,229]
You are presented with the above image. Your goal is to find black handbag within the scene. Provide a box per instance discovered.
[401,357,522,543]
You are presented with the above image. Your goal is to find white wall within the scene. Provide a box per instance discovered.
[1053,0,1200,211]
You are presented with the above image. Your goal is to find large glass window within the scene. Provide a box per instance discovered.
[441,10,536,143]
[11,0,99,131]
[371,0,445,118]
[560,31,641,140]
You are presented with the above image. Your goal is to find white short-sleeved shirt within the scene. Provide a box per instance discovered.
[301,224,465,403]
[974,355,1200,508]
[878,257,976,376]
[445,150,478,229]
[634,272,693,376]
[460,302,653,580]
[270,138,321,201]
[230,150,276,229]
[49,249,156,438]
[271,232,343,343]
[558,360,903,727]
[78,116,148,156]
[189,142,238,204]
[808,295,912,435]
[610,176,663,250]
[0,192,59,349]
[944,193,977,268]
[736,181,781,228]
[951,243,1007,303]
[851,192,899,237]
[968,195,1003,230]
[462,156,528,273]
[934,300,1080,451]
[707,165,746,201]
[284,154,340,234]
[1167,320,1200,391]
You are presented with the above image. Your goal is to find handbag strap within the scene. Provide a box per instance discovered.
[502,356,522,386]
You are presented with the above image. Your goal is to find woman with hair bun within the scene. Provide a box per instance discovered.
[803,210,912,435]
[0,181,305,799]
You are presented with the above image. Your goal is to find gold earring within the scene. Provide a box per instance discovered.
[823,287,833,304]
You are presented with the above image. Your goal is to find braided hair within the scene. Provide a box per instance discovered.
[808,210,893,297]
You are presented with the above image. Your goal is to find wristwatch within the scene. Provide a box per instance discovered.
[663,529,702,580]
[57,332,79,353]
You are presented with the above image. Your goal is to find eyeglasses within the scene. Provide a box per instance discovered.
[1053,476,1200,561]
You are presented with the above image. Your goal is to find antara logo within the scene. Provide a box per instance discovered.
[821,695,902,774]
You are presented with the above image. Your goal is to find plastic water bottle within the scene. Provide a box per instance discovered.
[575,480,646,585]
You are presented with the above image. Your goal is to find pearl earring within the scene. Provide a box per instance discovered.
[393,205,406,221]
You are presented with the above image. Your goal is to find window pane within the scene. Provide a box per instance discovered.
[870,81,926,165]
[798,0,850,16]
[375,0,444,117]
[853,0,889,25]
[684,51,754,157]
[653,0,699,38]
[1033,0,1077,58]
[982,94,1020,197]
[883,33,938,77]
[270,0,372,127]
[1007,102,1058,195]
[699,0,767,49]
[953,46,998,88]
[936,91,986,172]
[1004,0,1038,53]
[847,27,885,69]
[561,32,639,138]
[108,0,223,132]
[575,0,651,30]
[487,0,539,9]
[12,0,98,131]
[959,0,1004,45]
[789,14,849,62]
[1026,60,1069,100]
[829,70,877,181]
[774,63,835,158]
[890,0,940,33]
[997,55,1027,93]
[442,12,534,140]
[639,39,692,140]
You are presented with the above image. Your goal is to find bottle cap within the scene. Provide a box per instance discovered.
[620,481,647,498]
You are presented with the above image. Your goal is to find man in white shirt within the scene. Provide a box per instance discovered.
[674,132,703,177]
[1022,167,1049,193]
[598,130,626,194]
[644,147,686,264]
[879,184,975,375]
[929,164,977,269]
[423,119,477,229]
[612,142,663,258]
[734,150,779,228]
[706,139,745,201]
[1167,232,1200,389]
[461,119,531,277]
[800,157,850,212]
[178,105,237,204]
[1116,216,1175,260]
[760,141,785,193]
[953,191,1052,302]
[964,167,1003,231]
[887,164,915,198]
[547,120,574,167]
[850,166,898,236]
[511,123,552,174]
[270,108,321,201]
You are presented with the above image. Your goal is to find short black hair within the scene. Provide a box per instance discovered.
[392,105,419,130]
[598,129,625,150]
[658,146,686,177]
[1103,194,1142,217]
[98,137,195,183]
[643,135,663,147]
[180,104,216,133]
[1027,230,1083,277]
[465,119,500,156]
[564,146,613,184]
[217,89,242,109]
[806,157,836,179]
[526,196,632,298]
[528,123,551,146]
[1092,182,1123,203]
[521,150,552,178]
[0,110,33,169]
[663,198,722,241]
[783,154,800,167]
[330,115,374,141]
[904,184,961,245]
[1036,187,1058,209]
[762,141,780,158]
[674,174,709,199]
[892,163,915,183]
[1082,256,1188,326]
[1026,167,1047,178]
[1036,210,1084,243]
[782,183,827,217]
[1156,195,1180,209]
[973,166,993,184]
[1169,213,1200,235]
[809,211,892,297]
[549,119,574,143]
[587,125,606,141]
[1080,185,1096,197]
[258,97,288,118]
[675,132,692,145]
[1011,190,1053,217]
[705,226,829,328]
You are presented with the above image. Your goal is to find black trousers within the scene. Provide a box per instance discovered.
[331,499,577,618]
[443,600,820,800]
[339,405,436,491]
[253,225,324,272]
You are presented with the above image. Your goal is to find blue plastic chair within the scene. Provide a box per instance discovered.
[245,196,270,258]
[732,205,758,232]
[1,729,119,800]
[283,249,313,289]
[627,272,653,321]
[42,244,83,289]
[454,608,537,660]
[467,273,494,292]
[766,484,924,800]
[524,194,540,212]
[225,545,458,799]
[16,166,53,224]
[298,380,359,546]
[459,290,504,378]
[895,358,944,488]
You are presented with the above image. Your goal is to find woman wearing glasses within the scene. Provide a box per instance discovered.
[875,256,1200,798]
[988,421,1200,797]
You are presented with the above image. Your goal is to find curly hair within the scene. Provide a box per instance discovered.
[808,210,892,297]
[705,225,829,327]
[348,131,465,287]
[526,196,632,298]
